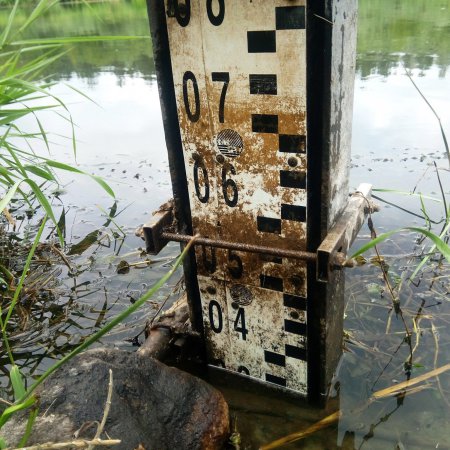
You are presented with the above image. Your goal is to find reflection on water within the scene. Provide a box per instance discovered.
[0,0,449,448]
[357,0,450,77]
[0,0,154,83]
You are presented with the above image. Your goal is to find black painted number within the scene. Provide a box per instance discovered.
[207,0,225,26]
[193,158,209,203]
[209,300,223,334]
[174,0,190,27]
[211,72,229,123]
[202,245,217,273]
[173,0,224,26]
[238,365,250,375]
[228,250,243,279]
[183,71,200,122]
[222,163,238,207]
[182,71,230,123]
[234,307,248,341]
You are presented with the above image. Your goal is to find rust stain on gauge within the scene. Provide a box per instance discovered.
[164,0,308,394]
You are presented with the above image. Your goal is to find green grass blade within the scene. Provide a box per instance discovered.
[21,179,63,245]
[0,0,19,48]
[24,164,55,181]
[409,221,450,281]
[4,142,28,178]
[350,227,450,264]
[0,436,6,449]
[406,227,450,262]
[0,166,17,183]
[11,36,151,46]
[373,188,441,203]
[350,229,402,259]
[63,82,100,108]
[4,216,47,326]
[0,180,22,213]
[0,263,14,283]
[33,113,50,151]
[419,194,431,228]
[0,43,62,59]
[19,236,197,403]
[10,365,26,401]
[18,407,38,447]
[0,396,36,429]
[18,0,59,34]
[45,160,115,198]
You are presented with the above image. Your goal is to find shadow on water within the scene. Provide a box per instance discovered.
[0,0,449,448]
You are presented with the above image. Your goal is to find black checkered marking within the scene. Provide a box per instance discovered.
[275,6,305,30]
[264,350,286,367]
[249,74,277,95]
[260,274,283,292]
[248,3,308,393]
[265,373,287,387]
[283,293,307,310]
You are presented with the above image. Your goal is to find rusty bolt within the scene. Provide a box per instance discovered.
[216,154,225,164]
[288,157,298,167]
[207,286,217,295]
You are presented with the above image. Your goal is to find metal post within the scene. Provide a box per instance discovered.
[146,0,358,402]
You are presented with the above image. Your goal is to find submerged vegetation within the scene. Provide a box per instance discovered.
[0,0,449,448]
[0,0,162,446]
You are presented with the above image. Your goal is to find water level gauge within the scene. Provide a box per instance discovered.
[147,0,359,400]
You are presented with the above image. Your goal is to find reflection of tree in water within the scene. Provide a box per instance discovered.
[357,0,449,77]
[0,0,156,84]
[2,0,447,81]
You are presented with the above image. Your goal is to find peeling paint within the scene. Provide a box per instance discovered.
[165,0,308,394]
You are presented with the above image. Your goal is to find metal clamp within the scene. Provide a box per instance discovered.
[142,184,375,282]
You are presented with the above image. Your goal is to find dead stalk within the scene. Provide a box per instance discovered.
[365,203,413,374]
[431,322,450,410]
[7,439,121,450]
[404,69,450,167]
[260,363,450,449]
[87,369,114,450]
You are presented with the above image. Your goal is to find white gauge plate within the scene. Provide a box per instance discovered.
[165,0,308,394]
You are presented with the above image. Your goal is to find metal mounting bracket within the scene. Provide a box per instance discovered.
[142,184,375,282]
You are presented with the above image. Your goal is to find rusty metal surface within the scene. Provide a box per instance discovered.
[163,0,309,394]
[317,183,372,281]
[146,0,205,333]
[143,200,174,254]
[326,0,358,227]
[304,0,358,402]
[162,232,316,262]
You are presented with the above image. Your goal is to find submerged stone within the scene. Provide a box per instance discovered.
[3,348,229,450]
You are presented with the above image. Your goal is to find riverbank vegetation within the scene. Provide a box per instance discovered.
[0,0,158,446]
[0,0,449,448]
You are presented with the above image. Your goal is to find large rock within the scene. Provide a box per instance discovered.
[3,348,229,450]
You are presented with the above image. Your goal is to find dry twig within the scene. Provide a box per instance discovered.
[7,439,121,449]
[260,362,450,449]
[87,369,114,450]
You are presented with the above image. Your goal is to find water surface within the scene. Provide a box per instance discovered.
[0,1,449,448]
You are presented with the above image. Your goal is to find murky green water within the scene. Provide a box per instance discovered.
[0,0,449,448]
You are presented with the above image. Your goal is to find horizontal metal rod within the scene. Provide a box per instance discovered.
[161,232,317,262]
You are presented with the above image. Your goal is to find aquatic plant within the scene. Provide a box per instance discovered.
[0,0,150,243]
[0,215,196,447]
[0,0,154,445]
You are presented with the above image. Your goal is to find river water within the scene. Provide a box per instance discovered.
[0,1,449,448]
